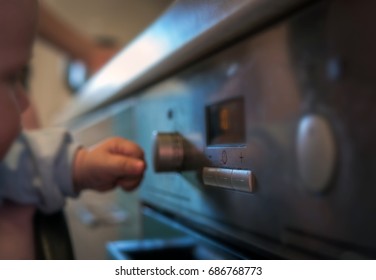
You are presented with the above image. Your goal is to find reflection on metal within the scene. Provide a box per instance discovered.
[153,132,185,172]
[66,1,376,259]
[58,0,313,124]
[203,167,254,192]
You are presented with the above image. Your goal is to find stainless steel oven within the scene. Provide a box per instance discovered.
[62,0,376,259]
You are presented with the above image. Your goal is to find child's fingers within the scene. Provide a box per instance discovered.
[108,155,145,178]
[107,137,144,160]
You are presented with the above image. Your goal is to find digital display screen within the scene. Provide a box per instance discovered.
[207,98,245,145]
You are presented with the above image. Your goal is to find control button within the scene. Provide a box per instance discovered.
[297,115,336,193]
[231,170,254,192]
[215,168,233,189]
[202,167,218,187]
[153,132,185,172]
[203,167,254,192]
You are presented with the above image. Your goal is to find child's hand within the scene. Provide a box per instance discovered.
[73,137,146,193]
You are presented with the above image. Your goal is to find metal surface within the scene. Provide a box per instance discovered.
[130,1,376,258]
[296,115,336,193]
[153,132,185,172]
[203,167,254,192]
[66,0,376,259]
[231,170,254,192]
[58,0,312,124]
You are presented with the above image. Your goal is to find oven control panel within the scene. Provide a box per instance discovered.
[119,2,376,259]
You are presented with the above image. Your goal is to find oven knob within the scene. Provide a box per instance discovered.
[153,132,185,172]
[296,115,337,193]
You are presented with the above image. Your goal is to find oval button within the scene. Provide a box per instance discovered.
[296,115,337,193]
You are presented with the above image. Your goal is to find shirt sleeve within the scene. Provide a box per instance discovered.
[0,128,81,214]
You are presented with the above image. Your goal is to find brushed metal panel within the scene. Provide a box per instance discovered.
[58,0,312,123]
[132,2,376,258]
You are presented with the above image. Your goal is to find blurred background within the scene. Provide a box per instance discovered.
[31,0,173,127]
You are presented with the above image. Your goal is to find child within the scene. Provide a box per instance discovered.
[0,0,146,259]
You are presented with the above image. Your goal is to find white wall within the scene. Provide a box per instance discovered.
[31,0,173,127]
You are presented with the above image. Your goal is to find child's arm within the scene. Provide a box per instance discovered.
[0,128,146,214]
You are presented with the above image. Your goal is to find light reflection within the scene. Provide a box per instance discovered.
[80,34,169,101]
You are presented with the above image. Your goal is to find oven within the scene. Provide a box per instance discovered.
[61,0,376,259]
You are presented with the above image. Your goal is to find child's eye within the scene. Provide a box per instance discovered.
[7,66,30,89]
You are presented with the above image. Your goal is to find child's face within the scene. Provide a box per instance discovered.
[0,0,38,159]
